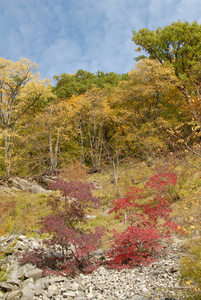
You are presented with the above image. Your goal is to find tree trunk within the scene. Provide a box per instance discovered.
[49,106,61,174]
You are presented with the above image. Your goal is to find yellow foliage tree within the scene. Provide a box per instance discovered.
[68,88,113,170]
[109,59,183,161]
[0,57,54,176]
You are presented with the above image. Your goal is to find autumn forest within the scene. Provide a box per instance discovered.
[0,20,201,177]
[1,20,201,297]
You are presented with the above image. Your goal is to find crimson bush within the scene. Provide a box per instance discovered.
[20,178,104,276]
[107,172,181,270]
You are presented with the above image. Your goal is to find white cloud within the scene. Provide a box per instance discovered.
[147,0,201,29]
[0,0,201,83]
[39,38,84,79]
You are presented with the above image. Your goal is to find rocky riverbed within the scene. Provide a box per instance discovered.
[0,234,192,300]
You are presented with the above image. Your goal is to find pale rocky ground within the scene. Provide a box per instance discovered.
[0,234,192,300]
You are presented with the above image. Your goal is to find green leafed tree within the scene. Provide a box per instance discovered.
[53,69,128,100]
[132,20,201,76]
[132,20,201,129]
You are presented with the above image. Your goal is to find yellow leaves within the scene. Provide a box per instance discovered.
[177,139,184,143]
[67,89,113,124]
[0,57,37,84]
[0,57,55,175]
[186,280,192,286]
[129,59,179,93]
[180,235,201,293]
[0,57,54,125]
[177,225,183,231]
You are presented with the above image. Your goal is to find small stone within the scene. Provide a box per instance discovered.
[169,267,178,273]
[9,262,36,280]
[140,285,149,294]
[130,296,149,300]
[25,268,43,281]
[0,282,15,292]
[14,241,26,250]
[34,288,44,296]
[47,284,60,297]
[6,290,22,300]
[21,277,34,288]
[62,291,76,297]
[0,291,5,300]
[21,286,34,300]
[53,275,66,283]
[85,293,93,299]
[7,278,21,286]
[35,276,54,288]
[41,295,49,300]
[71,283,79,290]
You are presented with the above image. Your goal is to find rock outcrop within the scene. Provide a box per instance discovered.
[0,175,58,194]
[0,235,189,300]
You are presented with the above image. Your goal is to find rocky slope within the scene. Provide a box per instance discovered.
[0,234,192,300]
[0,176,196,299]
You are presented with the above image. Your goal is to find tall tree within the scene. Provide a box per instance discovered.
[16,99,77,175]
[132,20,201,129]
[0,57,53,176]
[108,59,183,161]
[66,88,113,170]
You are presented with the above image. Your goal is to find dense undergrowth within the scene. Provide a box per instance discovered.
[0,155,201,298]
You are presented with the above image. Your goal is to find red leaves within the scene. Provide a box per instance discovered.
[20,178,104,277]
[21,218,104,277]
[20,173,180,275]
[142,196,173,225]
[47,178,100,230]
[48,178,100,209]
[145,172,177,190]
[48,178,98,206]
[107,172,180,269]
[108,187,143,221]
[107,226,163,270]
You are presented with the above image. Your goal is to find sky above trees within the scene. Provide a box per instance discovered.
[1,0,201,83]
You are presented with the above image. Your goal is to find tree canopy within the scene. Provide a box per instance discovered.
[132,20,201,76]
[0,20,201,176]
[53,69,128,99]
[133,20,201,131]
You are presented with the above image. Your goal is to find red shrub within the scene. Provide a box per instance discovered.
[107,226,163,270]
[20,178,104,277]
[107,173,181,269]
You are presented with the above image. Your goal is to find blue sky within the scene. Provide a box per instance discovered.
[1,0,201,84]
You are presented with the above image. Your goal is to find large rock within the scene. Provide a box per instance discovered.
[35,174,57,188]
[5,290,22,300]
[0,175,56,194]
[7,177,47,193]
